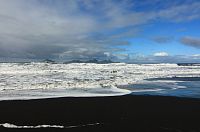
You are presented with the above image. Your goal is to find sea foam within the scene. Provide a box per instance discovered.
[0,122,101,129]
[0,63,200,100]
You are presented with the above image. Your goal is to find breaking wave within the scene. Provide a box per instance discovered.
[0,62,200,100]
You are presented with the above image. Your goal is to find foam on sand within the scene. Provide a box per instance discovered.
[0,123,101,129]
[0,86,131,100]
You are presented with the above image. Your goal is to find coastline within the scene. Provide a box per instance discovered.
[0,94,200,131]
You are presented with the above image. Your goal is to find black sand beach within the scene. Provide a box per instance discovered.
[0,95,200,132]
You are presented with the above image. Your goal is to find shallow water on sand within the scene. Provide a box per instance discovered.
[119,77,200,98]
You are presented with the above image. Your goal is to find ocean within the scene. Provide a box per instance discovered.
[0,62,200,100]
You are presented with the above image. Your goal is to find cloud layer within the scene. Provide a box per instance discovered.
[0,0,200,62]
[151,36,174,44]
[180,36,200,49]
[153,52,169,57]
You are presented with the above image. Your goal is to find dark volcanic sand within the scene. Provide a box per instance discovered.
[0,95,200,132]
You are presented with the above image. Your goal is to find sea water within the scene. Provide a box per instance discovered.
[0,62,200,100]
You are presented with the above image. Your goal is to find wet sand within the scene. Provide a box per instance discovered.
[0,94,200,131]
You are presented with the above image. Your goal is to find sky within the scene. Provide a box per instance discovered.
[0,0,200,63]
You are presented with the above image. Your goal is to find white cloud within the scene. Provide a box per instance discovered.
[112,53,129,60]
[0,0,138,60]
[104,52,111,57]
[153,52,169,57]
[192,54,200,57]
[191,54,200,59]
[158,2,200,22]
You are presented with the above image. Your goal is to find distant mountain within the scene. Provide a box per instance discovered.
[64,59,118,64]
[98,59,114,64]
[177,63,200,66]
[42,59,56,64]
[85,59,98,63]
[63,60,84,64]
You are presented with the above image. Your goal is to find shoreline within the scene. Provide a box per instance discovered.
[0,94,200,131]
[0,87,132,101]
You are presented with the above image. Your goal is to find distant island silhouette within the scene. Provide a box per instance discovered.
[63,59,119,64]
[42,59,119,64]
